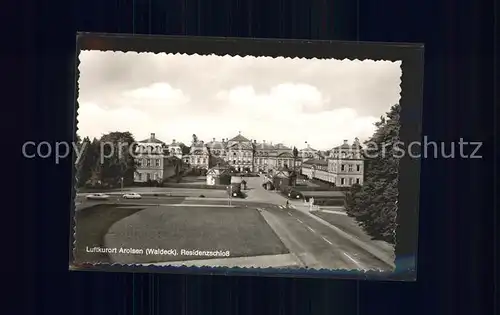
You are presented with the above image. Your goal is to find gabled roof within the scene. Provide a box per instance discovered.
[228,142,253,150]
[207,166,230,175]
[228,134,250,142]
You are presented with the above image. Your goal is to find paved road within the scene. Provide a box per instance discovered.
[242,176,393,271]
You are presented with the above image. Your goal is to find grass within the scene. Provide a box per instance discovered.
[104,205,289,264]
[73,204,150,263]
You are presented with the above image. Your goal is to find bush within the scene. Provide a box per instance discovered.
[313,198,345,206]
[160,183,226,190]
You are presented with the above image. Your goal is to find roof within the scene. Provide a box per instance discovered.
[274,143,291,150]
[207,166,230,175]
[302,159,328,166]
[228,134,250,142]
[169,141,184,146]
[207,140,226,150]
[139,137,165,144]
[333,143,351,150]
[255,142,275,150]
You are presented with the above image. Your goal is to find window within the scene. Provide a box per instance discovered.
[340,178,345,185]
[233,152,236,156]
[233,160,236,164]
[137,173,142,181]
[348,164,353,172]
[202,158,206,164]
[356,165,361,172]
[155,159,161,167]
[341,164,345,172]
[146,159,151,167]
[349,178,353,185]
[197,158,200,164]
[356,178,360,184]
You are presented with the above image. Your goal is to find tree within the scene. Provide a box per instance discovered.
[98,131,138,187]
[179,143,191,155]
[344,104,400,244]
[192,134,198,144]
[77,137,100,187]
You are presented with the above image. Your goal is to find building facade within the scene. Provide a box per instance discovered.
[136,132,364,188]
[134,133,179,182]
[301,138,364,187]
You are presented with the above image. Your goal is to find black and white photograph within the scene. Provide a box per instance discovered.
[71,35,422,279]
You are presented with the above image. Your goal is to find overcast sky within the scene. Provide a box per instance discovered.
[77,51,401,150]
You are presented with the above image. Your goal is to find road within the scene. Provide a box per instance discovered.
[242,176,394,271]
[75,176,395,271]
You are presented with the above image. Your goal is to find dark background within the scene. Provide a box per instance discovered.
[9,0,495,314]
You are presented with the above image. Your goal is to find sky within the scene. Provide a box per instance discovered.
[77,51,401,150]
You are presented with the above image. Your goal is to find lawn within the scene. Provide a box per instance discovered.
[72,204,149,263]
[105,205,289,264]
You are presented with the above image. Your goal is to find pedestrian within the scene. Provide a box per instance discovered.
[286,200,289,208]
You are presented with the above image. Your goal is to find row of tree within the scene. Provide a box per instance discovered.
[75,132,138,188]
[344,104,401,244]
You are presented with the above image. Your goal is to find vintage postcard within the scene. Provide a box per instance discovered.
[70,34,424,281]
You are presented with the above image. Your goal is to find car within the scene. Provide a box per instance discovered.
[122,192,142,199]
[288,190,303,199]
[85,193,110,200]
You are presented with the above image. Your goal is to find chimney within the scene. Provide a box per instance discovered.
[213,137,215,142]
[254,140,257,144]
[343,139,348,145]
[172,139,176,144]
[151,133,156,140]
[222,138,225,142]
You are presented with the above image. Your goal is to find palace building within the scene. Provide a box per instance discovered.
[137,131,364,187]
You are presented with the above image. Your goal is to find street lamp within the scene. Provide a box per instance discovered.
[120,177,124,192]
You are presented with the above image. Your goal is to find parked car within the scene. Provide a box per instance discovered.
[122,192,142,199]
[85,193,110,200]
